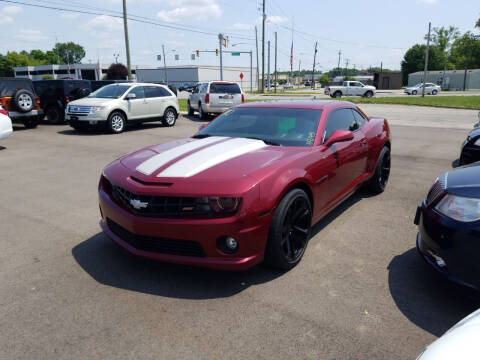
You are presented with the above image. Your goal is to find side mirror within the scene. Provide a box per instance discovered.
[126,93,136,100]
[324,130,354,147]
[198,123,208,131]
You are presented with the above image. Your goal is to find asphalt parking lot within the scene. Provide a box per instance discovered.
[1,104,480,359]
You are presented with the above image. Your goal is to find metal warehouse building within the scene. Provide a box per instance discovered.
[136,65,257,91]
[408,69,480,90]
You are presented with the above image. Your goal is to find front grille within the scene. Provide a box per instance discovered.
[426,174,446,206]
[107,218,205,257]
[113,185,213,217]
[67,105,91,114]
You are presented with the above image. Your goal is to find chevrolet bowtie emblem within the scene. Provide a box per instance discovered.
[129,199,148,209]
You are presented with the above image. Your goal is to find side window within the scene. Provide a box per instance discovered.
[157,86,172,97]
[323,108,357,142]
[128,86,145,99]
[351,109,366,128]
[201,83,208,93]
[145,86,163,98]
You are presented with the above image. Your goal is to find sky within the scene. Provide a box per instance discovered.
[0,0,479,72]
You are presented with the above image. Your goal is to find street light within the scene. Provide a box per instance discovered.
[231,42,247,47]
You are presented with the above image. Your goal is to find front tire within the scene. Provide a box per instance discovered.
[265,189,312,270]
[107,111,126,134]
[412,90,417,95]
[365,146,390,194]
[162,107,177,127]
[432,90,438,95]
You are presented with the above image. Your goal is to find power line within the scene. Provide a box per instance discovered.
[1,0,255,41]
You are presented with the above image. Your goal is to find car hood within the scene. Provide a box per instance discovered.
[68,97,115,106]
[419,308,480,360]
[466,126,480,140]
[110,136,310,194]
[444,162,480,198]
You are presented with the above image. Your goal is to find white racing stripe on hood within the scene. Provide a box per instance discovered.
[136,136,227,175]
[157,137,267,178]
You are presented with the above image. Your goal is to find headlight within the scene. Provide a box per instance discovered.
[474,137,480,146]
[90,106,105,113]
[195,197,240,214]
[435,194,480,222]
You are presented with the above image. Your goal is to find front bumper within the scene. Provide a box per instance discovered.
[65,112,107,123]
[98,187,270,271]
[0,127,13,140]
[415,200,480,290]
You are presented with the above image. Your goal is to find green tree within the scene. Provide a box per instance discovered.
[449,32,480,69]
[319,74,330,85]
[401,44,445,84]
[426,26,460,53]
[53,42,85,64]
[476,17,480,29]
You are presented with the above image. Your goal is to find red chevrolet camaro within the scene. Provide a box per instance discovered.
[98,100,390,270]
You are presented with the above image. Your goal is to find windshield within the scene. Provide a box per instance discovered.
[195,107,322,147]
[413,83,423,88]
[88,84,130,99]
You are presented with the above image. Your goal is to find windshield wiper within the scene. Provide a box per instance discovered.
[245,136,281,146]
[192,134,211,139]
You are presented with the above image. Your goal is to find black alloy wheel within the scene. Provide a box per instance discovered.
[366,146,390,194]
[187,101,194,116]
[265,189,312,270]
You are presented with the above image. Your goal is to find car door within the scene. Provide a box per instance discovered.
[320,108,367,204]
[125,86,149,119]
[189,85,199,109]
[152,86,174,116]
[144,86,165,118]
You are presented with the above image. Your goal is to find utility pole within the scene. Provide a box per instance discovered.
[122,0,132,80]
[250,50,253,92]
[255,26,259,91]
[337,50,342,76]
[162,45,168,85]
[463,35,474,91]
[274,31,277,94]
[345,58,349,77]
[312,41,318,89]
[422,22,431,97]
[218,33,224,81]
[261,0,266,93]
[267,40,271,91]
[298,59,301,88]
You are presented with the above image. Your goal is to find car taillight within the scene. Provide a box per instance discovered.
[241,93,245,103]
[35,97,41,107]
[0,107,7,116]
[65,96,71,103]
[205,93,209,104]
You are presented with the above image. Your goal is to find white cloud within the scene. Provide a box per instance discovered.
[156,0,221,22]
[0,16,13,24]
[141,49,153,55]
[229,23,252,31]
[166,40,186,47]
[81,15,123,32]
[14,29,48,41]
[60,13,80,19]
[2,5,22,15]
[266,15,288,24]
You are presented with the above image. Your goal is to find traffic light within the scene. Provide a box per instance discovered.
[215,48,219,56]
[196,50,200,57]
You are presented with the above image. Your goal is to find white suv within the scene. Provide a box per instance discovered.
[187,81,244,120]
[65,83,179,133]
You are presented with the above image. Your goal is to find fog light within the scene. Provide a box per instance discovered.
[225,237,237,250]
[218,236,238,254]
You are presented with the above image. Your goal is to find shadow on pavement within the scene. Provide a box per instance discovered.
[388,248,479,337]
[58,122,165,136]
[72,232,284,300]
[0,145,5,150]
[182,114,213,123]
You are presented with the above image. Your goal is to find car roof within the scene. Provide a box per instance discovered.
[236,100,355,110]
[112,82,167,87]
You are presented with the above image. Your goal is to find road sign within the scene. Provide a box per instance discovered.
[239,72,244,80]
[231,52,240,56]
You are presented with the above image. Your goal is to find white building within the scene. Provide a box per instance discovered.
[136,65,257,91]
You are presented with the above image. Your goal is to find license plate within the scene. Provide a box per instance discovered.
[220,95,233,99]
[71,116,78,120]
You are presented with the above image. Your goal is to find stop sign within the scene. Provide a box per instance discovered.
[239,72,244,80]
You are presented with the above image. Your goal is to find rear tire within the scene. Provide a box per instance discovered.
[187,101,194,116]
[107,111,126,134]
[365,146,390,194]
[161,107,176,127]
[23,117,38,129]
[364,91,373,98]
[264,189,312,270]
[333,91,342,98]
[45,106,64,124]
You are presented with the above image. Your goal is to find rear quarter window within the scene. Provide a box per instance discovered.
[209,83,241,94]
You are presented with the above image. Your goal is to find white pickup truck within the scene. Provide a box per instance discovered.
[324,81,376,98]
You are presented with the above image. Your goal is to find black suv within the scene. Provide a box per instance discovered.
[0,77,43,128]
[33,80,91,124]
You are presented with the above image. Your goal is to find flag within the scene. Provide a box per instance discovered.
[290,41,293,72]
